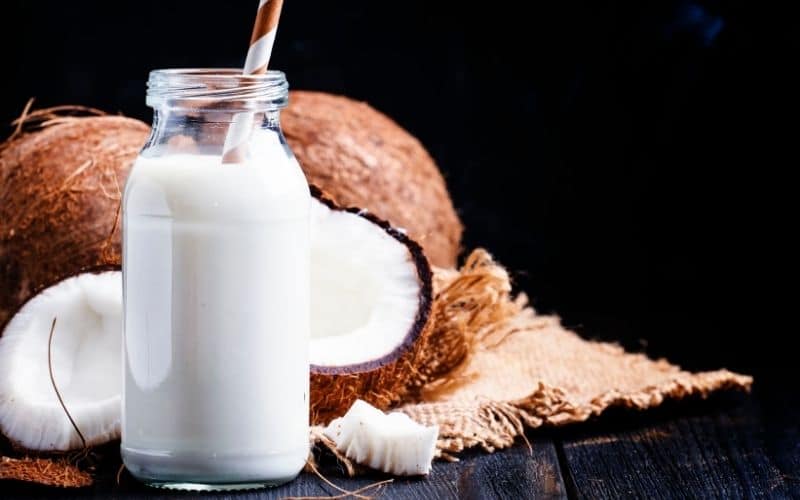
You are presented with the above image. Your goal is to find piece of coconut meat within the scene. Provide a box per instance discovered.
[0,272,121,451]
[323,399,439,476]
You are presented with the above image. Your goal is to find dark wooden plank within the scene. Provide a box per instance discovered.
[440,438,566,500]
[1,438,566,499]
[557,394,793,499]
[755,386,800,498]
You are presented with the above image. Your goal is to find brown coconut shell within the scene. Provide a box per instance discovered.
[309,187,434,425]
[283,91,463,268]
[0,112,150,329]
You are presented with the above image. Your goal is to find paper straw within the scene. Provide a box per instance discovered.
[222,0,284,163]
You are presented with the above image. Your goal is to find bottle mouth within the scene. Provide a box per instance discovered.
[146,68,289,111]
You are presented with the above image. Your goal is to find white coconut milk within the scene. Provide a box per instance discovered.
[121,146,310,487]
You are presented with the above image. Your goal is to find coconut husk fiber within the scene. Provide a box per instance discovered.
[0,456,92,488]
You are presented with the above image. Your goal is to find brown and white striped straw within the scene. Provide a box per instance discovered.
[222,0,284,163]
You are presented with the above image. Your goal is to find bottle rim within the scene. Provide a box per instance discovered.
[146,68,289,111]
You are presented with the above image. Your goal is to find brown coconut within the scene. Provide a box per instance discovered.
[0,110,150,329]
[283,91,463,268]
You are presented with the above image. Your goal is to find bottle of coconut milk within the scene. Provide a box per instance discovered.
[121,69,310,489]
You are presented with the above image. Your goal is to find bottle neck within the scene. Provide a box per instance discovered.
[142,68,289,159]
[143,106,283,159]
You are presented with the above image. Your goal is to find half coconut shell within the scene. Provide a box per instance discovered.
[309,187,433,425]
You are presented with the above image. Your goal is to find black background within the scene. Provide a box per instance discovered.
[1,1,794,383]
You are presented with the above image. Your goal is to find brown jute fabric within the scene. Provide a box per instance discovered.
[396,249,752,456]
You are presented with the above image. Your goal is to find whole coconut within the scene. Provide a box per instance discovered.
[0,109,150,328]
[283,91,463,268]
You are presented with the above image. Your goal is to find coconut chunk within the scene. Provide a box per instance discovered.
[0,272,121,451]
[323,399,438,476]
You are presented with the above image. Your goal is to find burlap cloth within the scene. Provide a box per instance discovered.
[390,249,752,457]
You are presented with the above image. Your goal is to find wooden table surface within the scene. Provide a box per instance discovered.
[3,388,798,499]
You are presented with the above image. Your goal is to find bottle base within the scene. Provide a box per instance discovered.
[121,444,307,490]
[144,480,288,492]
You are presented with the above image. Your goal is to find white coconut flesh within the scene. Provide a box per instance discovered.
[0,272,121,451]
[0,199,424,451]
[324,399,439,476]
[309,200,422,368]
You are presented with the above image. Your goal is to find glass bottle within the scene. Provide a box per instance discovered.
[121,69,310,490]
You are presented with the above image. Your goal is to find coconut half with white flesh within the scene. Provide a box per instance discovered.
[0,128,432,451]
[309,188,433,425]
[0,272,123,450]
